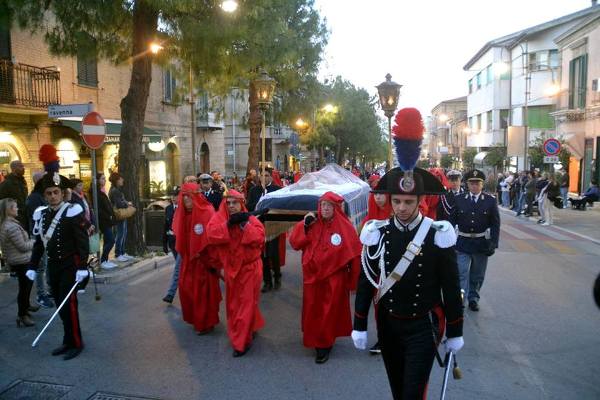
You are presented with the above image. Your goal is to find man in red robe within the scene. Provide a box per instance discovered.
[207,190,265,357]
[289,191,362,364]
[172,183,221,334]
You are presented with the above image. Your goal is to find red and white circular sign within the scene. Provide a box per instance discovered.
[81,111,106,149]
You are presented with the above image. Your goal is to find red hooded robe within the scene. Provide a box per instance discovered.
[361,193,392,227]
[172,183,221,332]
[421,168,449,220]
[206,190,265,352]
[289,191,362,348]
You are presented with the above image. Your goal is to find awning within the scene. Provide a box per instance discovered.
[59,118,162,144]
[562,133,584,161]
[474,151,488,165]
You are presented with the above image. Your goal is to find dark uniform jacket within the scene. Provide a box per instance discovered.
[436,188,464,221]
[247,183,281,212]
[30,203,89,269]
[449,192,500,254]
[202,189,222,212]
[354,215,464,338]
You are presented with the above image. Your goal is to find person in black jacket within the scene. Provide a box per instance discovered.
[90,173,116,269]
[162,187,181,304]
[198,174,222,211]
[0,160,28,228]
[109,172,133,262]
[352,167,464,399]
[26,171,89,360]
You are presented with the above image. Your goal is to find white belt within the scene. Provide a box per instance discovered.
[458,231,487,238]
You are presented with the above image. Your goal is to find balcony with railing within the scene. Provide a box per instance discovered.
[0,60,61,109]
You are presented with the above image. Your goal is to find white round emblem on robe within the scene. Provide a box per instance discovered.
[194,224,204,235]
[331,233,342,246]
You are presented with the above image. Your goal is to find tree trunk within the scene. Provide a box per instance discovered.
[246,81,263,174]
[335,135,343,165]
[119,0,158,256]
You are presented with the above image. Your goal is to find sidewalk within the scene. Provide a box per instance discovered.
[500,203,600,243]
[0,253,173,285]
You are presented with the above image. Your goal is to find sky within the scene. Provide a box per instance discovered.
[315,0,594,117]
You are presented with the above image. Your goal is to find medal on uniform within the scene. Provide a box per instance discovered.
[331,233,342,246]
[194,223,204,235]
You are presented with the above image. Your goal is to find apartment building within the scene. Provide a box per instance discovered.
[429,96,468,167]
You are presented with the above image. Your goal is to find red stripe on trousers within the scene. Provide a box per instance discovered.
[70,293,82,348]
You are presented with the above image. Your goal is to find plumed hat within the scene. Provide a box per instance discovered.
[375,108,445,195]
[39,144,60,173]
[38,171,71,192]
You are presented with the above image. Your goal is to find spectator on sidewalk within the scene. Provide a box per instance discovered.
[25,172,53,308]
[0,198,37,327]
[0,160,28,228]
[524,171,538,217]
[559,169,570,209]
[572,181,600,210]
[515,171,530,216]
[91,173,117,269]
[109,172,133,263]
[538,174,559,226]
[162,187,181,304]
[70,179,94,232]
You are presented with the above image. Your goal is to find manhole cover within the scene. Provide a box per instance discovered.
[0,380,71,400]
[87,393,162,400]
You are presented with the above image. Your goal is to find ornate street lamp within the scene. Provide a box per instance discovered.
[253,69,277,187]
[376,73,402,170]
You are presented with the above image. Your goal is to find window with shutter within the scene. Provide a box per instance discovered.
[568,55,588,110]
[76,38,98,87]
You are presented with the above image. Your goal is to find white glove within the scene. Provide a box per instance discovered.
[351,330,368,350]
[25,270,36,281]
[445,336,464,354]
[75,270,89,282]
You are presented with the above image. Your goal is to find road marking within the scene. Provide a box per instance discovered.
[509,240,538,253]
[504,342,547,396]
[545,240,577,255]
[501,224,535,239]
[551,224,600,246]
[128,266,171,286]
[520,224,573,241]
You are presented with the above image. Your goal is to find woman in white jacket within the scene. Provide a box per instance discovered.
[0,198,37,326]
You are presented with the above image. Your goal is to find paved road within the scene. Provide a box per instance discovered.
[1,212,599,399]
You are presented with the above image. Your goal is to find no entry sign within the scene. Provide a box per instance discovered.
[543,138,561,156]
[81,111,106,149]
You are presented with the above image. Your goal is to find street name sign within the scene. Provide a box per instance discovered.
[543,138,561,156]
[81,111,106,149]
[544,156,559,164]
[48,103,93,118]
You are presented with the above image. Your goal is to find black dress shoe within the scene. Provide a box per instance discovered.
[273,278,281,290]
[369,342,381,355]
[63,347,83,360]
[232,345,252,358]
[261,284,272,293]
[468,301,480,312]
[315,347,332,364]
[162,294,174,304]
[51,344,71,356]
[196,327,214,336]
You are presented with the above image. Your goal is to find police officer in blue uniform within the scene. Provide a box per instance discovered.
[437,169,464,221]
[449,169,500,311]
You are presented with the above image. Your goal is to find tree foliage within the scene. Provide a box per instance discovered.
[5,0,327,254]
[462,148,478,168]
[440,154,454,169]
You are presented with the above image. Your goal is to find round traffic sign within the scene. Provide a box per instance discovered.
[543,138,561,156]
[81,111,106,149]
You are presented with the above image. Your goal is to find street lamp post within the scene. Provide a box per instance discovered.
[253,69,277,187]
[376,73,402,170]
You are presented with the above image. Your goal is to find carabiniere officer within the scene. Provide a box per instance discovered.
[352,167,464,400]
[26,171,90,360]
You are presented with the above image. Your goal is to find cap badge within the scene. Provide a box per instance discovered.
[474,171,478,177]
[399,176,415,192]
[52,172,60,186]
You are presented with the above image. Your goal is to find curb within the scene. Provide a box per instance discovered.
[93,255,173,284]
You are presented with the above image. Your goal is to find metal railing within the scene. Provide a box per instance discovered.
[0,60,61,108]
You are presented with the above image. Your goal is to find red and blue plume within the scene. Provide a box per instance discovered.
[39,144,60,173]
[391,107,424,171]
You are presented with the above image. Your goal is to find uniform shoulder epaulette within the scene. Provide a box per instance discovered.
[66,203,84,217]
[32,206,48,221]
[360,219,389,246]
[431,220,457,248]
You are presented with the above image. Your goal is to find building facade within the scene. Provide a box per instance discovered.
[429,96,467,167]
[553,12,600,193]
[463,3,599,171]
